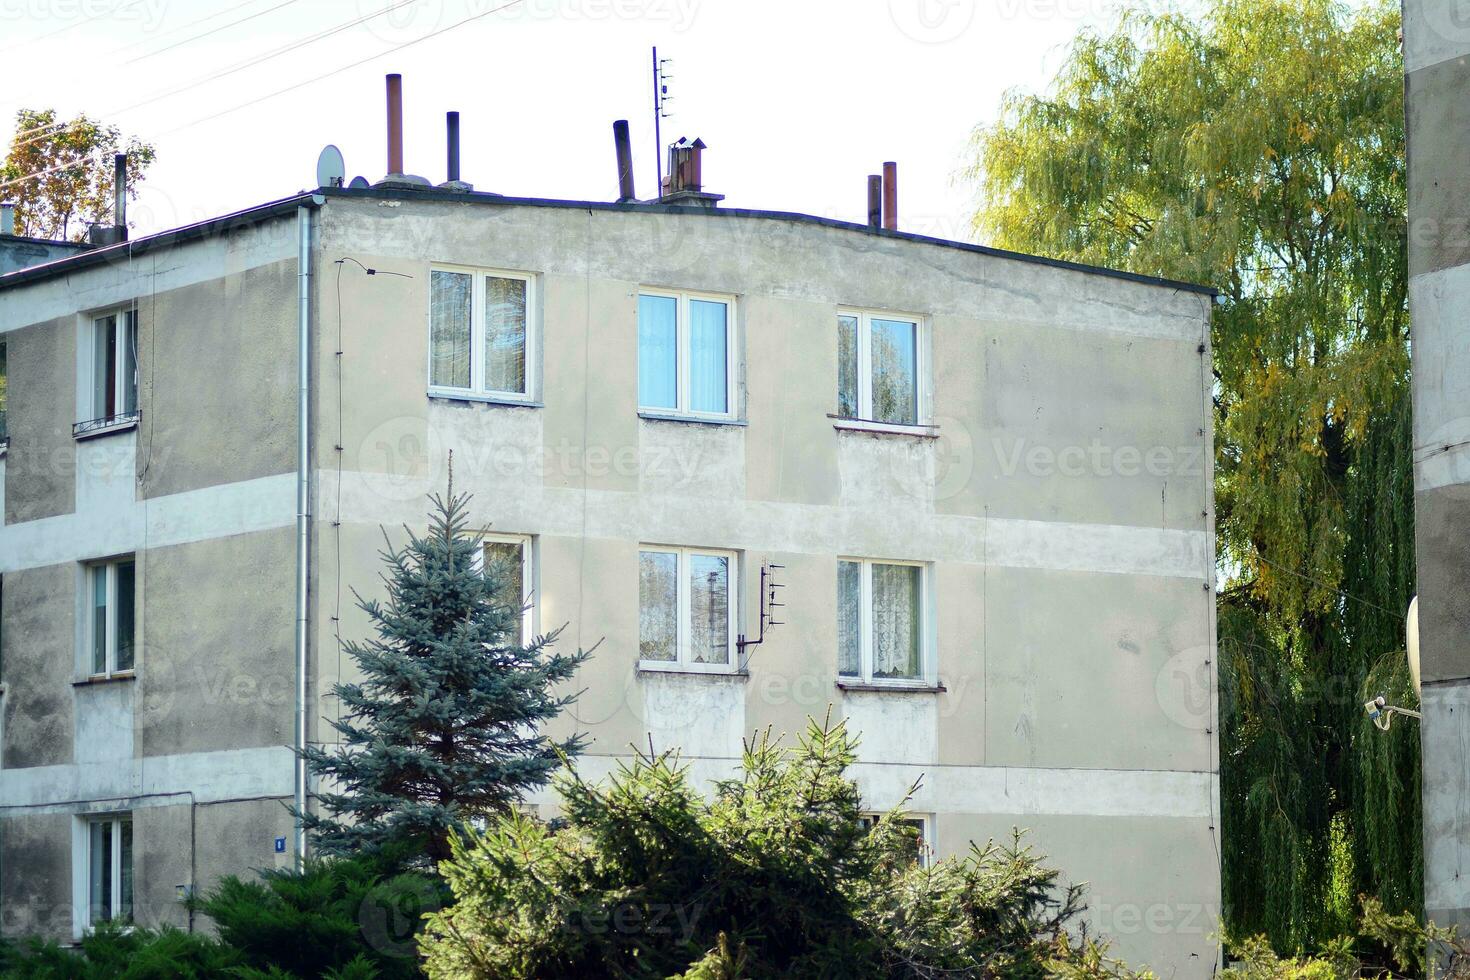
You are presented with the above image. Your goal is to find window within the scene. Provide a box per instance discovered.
[838,559,928,684]
[859,813,933,866]
[482,535,534,645]
[639,546,738,671]
[0,337,8,447]
[837,309,926,425]
[85,814,133,926]
[429,267,535,401]
[86,558,136,676]
[638,290,735,418]
[86,309,138,427]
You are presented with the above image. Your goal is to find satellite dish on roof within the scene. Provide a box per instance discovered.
[316,145,346,188]
[348,176,369,189]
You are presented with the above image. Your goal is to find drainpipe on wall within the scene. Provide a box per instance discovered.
[294,201,315,866]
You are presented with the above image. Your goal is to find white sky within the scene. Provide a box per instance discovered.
[1,0,1146,242]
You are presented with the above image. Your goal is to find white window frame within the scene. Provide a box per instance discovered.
[638,545,740,674]
[427,265,538,404]
[73,812,132,936]
[82,556,135,679]
[859,812,934,867]
[477,532,536,642]
[838,557,933,688]
[836,307,931,427]
[79,306,139,432]
[636,288,738,421]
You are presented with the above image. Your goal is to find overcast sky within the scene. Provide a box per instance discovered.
[1,0,1144,241]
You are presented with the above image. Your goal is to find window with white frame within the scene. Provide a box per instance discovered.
[838,558,929,684]
[637,290,735,418]
[859,812,933,866]
[429,268,535,401]
[86,557,136,676]
[639,546,738,671]
[482,534,534,645]
[86,309,138,426]
[837,309,926,425]
[84,814,133,926]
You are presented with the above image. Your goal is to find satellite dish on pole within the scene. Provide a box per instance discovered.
[316,145,346,188]
[348,176,369,189]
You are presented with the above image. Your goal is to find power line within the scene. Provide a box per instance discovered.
[125,0,302,63]
[163,0,527,136]
[109,0,274,56]
[0,0,150,55]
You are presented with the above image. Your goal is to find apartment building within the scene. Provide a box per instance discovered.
[0,120,1220,974]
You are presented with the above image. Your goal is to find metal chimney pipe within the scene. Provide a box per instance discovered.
[114,153,127,231]
[446,111,460,183]
[867,175,882,228]
[386,74,404,175]
[613,119,635,201]
[882,161,898,231]
[688,139,703,192]
[0,202,14,236]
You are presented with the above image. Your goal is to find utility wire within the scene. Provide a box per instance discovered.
[109,0,273,55]
[0,0,150,54]
[125,0,302,63]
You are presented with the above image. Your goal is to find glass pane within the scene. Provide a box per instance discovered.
[638,294,677,409]
[638,551,677,662]
[484,540,525,644]
[837,561,861,676]
[119,312,137,415]
[430,271,472,389]
[93,315,113,420]
[689,299,728,414]
[90,821,110,923]
[871,563,921,679]
[837,315,859,418]
[870,318,918,425]
[91,566,108,674]
[689,554,729,665]
[114,560,135,671]
[119,818,133,923]
[484,276,527,394]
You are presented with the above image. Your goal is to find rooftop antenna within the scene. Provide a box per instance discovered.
[652,46,673,192]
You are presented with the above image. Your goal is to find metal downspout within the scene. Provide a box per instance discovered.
[294,202,314,866]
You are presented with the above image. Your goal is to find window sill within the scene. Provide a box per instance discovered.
[73,414,140,441]
[638,664,748,680]
[638,411,747,427]
[428,389,541,408]
[829,416,938,438]
[836,680,946,694]
[73,671,136,687]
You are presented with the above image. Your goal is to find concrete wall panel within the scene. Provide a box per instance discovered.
[4,318,75,524]
[1,563,74,768]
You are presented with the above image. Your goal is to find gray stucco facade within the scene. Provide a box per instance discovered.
[0,188,1220,974]
[1404,0,1470,940]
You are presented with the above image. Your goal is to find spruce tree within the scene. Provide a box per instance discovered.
[299,477,589,865]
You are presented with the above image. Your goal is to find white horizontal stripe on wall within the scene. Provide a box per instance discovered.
[0,746,294,813]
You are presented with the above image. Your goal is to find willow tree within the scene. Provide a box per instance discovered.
[964,0,1416,953]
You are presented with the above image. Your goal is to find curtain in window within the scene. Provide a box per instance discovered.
[484,541,525,644]
[120,312,137,415]
[689,553,729,664]
[689,299,727,414]
[870,318,917,424]
[639,551,677,661]
[871,563,920,678]
[115,560,135,671]
[430,271,472,388]
[837,315,859,418]
[837,560,861,676]
[484,276,527,394]
[91,566,108,674]
[93,315,114,420]
[638,295,678,409]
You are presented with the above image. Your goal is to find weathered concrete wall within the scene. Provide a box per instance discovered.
[1404,0,1470,936]
[0,237,84,277]
[0,811,72,939]
[312,196,1218,975]
[0,563,74,768]
[3,318,75,524]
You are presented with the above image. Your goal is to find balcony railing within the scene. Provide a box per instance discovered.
[73,411,141,438]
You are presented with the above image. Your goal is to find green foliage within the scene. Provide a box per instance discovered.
[300,479,590,865]
[1,108,156,241]
[420,714,1145,979]
[0,922,241,979]
[194,856,440,980]
[965,0,1415,953]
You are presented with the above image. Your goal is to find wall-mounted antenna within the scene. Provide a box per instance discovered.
[652,46,673,193]
[737,562,786,667]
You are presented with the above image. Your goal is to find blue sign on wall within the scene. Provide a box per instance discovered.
[274,836,287,854]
